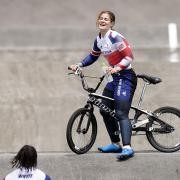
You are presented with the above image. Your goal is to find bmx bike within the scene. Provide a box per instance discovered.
[66,67,180,154]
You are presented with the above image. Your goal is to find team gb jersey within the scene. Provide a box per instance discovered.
[81,29,134,70]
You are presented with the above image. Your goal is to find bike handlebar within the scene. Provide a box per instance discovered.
[68,66,83,76]
[68,66,162,93]
[68,66,105,93]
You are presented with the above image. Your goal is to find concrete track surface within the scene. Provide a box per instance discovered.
[0,0,180,49]
[1,152,180,180]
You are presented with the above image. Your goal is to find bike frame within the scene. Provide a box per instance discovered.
[83,78,174,134]
[84,92,151,131]
[68,68,174,134]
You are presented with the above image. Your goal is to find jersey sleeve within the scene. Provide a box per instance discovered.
[81,38,101,67]
[45,175,51,180]
[115,35,133,69]
[116,56,133,69]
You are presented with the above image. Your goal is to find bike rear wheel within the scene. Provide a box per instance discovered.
[146,106,180,152]
[66,108,97,154]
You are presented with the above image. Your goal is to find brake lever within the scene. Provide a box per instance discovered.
[74,67,82,75]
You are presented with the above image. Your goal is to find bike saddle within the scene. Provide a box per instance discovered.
[137,74,162,84]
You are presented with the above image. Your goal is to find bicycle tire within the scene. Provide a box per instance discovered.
[146,106,180,152]
[66,108,97,154]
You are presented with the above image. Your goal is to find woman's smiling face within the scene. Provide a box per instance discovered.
[97,13,114,33]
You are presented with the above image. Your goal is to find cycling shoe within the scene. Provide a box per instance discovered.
[98,144,122,153]
[116,148,134,160]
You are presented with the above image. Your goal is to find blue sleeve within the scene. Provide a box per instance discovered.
[81,53,99,67]
[45,175,51,180]
[81,38,101,67]
[92,38,101,52]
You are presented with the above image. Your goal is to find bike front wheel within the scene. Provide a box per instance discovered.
[146,106,180,152]
[66,108,97,154]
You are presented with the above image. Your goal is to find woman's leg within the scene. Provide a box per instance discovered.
[113,71,137,159]
[113,70,137,145]
[99,87,120,143]
[114,99,132,146]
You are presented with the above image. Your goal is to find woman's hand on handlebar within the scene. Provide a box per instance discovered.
[69,64,79,71]
[107,66,121,74]
[68,64,82,76]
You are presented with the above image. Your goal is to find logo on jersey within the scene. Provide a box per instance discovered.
[122,91,127,96]
[18,174,33,178]
[103,50,112,55]
[118,42,126,51]
[117,79,122,96]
